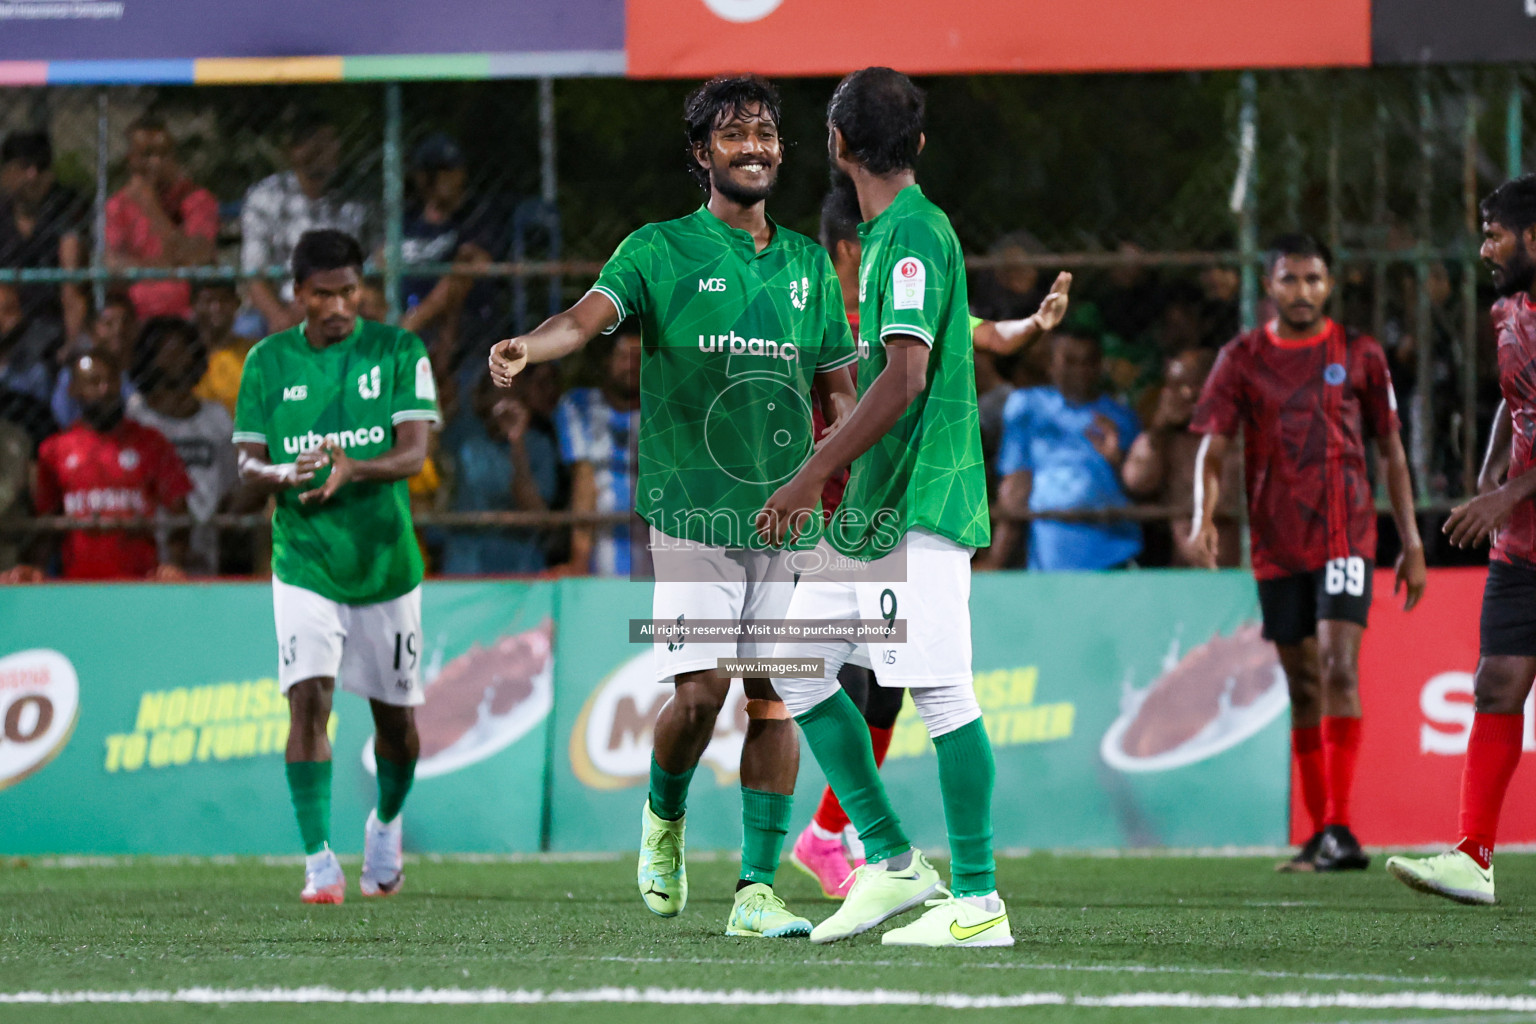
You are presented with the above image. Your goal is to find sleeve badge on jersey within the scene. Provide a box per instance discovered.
[892,257,925,311]
[416,356,437,401]
[1323,363,1346,386]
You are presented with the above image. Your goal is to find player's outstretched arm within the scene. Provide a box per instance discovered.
[1187,433,1230,569]
[757,337,929,546]
[1479,399,1512,495]
[488,291,620,389]
[1376,432,1426,610]
[237,441,322,495]
[973,272,1072,355]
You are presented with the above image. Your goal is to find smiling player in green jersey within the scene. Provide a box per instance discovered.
[758,67,1009,948]
[488,76,857,938]
[233,230,440,904]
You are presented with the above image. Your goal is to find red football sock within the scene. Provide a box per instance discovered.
[1322,716,1362,828]
[1292,725,1326,835]
[812,725,896,834]
[1456,712,1525,870]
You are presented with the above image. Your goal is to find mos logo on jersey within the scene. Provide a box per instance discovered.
[282,385,307,402]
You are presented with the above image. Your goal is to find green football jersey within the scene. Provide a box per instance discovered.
[590,206,856,548]
[232,319,440,604]
[829,185,990,559]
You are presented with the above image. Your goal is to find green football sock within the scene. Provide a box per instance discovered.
[376,755,416,824]
[285,760,332,856]
[648,755,696,821]
[934,718,996,896]
[794,688,909,864]
[740,787,792,885]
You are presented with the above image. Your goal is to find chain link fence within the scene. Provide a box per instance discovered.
[0,68,1531,578]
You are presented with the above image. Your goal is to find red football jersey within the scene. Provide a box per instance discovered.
[1192,318,1400,581]
[1492,295,1536,567]
[34,420,193,580]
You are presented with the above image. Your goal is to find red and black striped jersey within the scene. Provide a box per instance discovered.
[1192,318,1400,581]
[1492,295,1536,567]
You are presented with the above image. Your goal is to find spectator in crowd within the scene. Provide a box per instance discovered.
[439,372,558,575]
[190,282,255,416]
[1097,242,1165,350]
[0,130,87,345]
[52,294,137,427]
[126,317,240,576]
[400,134,500,373]
[0,415,29,572]
[555,326,640,576]
[970,230,1050,322]
[1198,249,1242,348]
[990,330,1143,571]
[0,281,55,405]
[4,348,190,582]
[1120,346,1242,567]
[240,114,373,333]
[104,116,219,322]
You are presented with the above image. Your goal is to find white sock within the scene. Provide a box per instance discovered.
[809,821,840,842]
[960,891,1002,913]
[842,825,866,861]
[304,846,333,872]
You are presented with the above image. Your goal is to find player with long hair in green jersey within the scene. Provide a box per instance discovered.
[489,76,857,938]
[233,230,440,903]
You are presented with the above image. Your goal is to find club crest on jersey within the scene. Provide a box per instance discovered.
[117,448,140,471]
[789,276,810,311]
[358,365,382,400]
[1323,363,1347,386]
[893,257,925,311]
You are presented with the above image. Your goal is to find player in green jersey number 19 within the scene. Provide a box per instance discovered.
[757,68,1010,948]
[233,230,441,904]
[489,77,857,938]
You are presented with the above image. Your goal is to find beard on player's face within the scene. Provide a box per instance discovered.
[709,156,777,206]
[1491,236,1536,298]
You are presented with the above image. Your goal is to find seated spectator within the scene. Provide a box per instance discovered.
[400,135,501,373]
[992,330,1143,571]
[5,348,190,582]
[1198,246,1242,348]
[52,295,137,427]
[555,327,640,576]
[0,131,87,344]
[241,114,374,333]
[439,372,558,575]
[190,282,256,416]
[126,317,240,576]
[0,416,29,572]
[0,281,56,405]
[1120,347,1242,567]
[105,116,218,321]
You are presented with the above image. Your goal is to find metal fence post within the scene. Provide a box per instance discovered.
[1509,69,1524,181]
[1461,81,1481,497]
[93,88,108,312]
[1412,67,1434,504]
[1235,72,1259,331]
[539,76,560,319]
[383,81,404,325]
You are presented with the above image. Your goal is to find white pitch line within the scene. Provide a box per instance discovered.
[5,988,1536,1010]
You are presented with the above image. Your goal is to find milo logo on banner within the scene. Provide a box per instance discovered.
[570,652,745,788]
[0,649,80,791]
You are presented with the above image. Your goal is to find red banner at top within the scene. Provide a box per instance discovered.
[627,0,1372,79]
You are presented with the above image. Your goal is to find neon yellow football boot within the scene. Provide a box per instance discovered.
[725,883,812,938]
[637,799,687,917]
[881,895,1014,947]
[809,849,942,944]
[1387,850,1495,905]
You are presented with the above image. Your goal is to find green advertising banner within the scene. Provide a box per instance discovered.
[1,570,1287,857]
[0,582,553,856]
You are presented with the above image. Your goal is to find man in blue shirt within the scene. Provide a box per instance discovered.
[994,330,1142,570]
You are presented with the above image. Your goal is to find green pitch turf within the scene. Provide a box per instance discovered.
[3,851,1535,1024]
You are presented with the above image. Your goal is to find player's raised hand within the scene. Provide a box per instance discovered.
[1394,543,1427,611]
[1033,271,1072,333]
[756,475,822,548]
[1443,486,1519,548]
[488,338,529,389]
[299,441,355,505]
